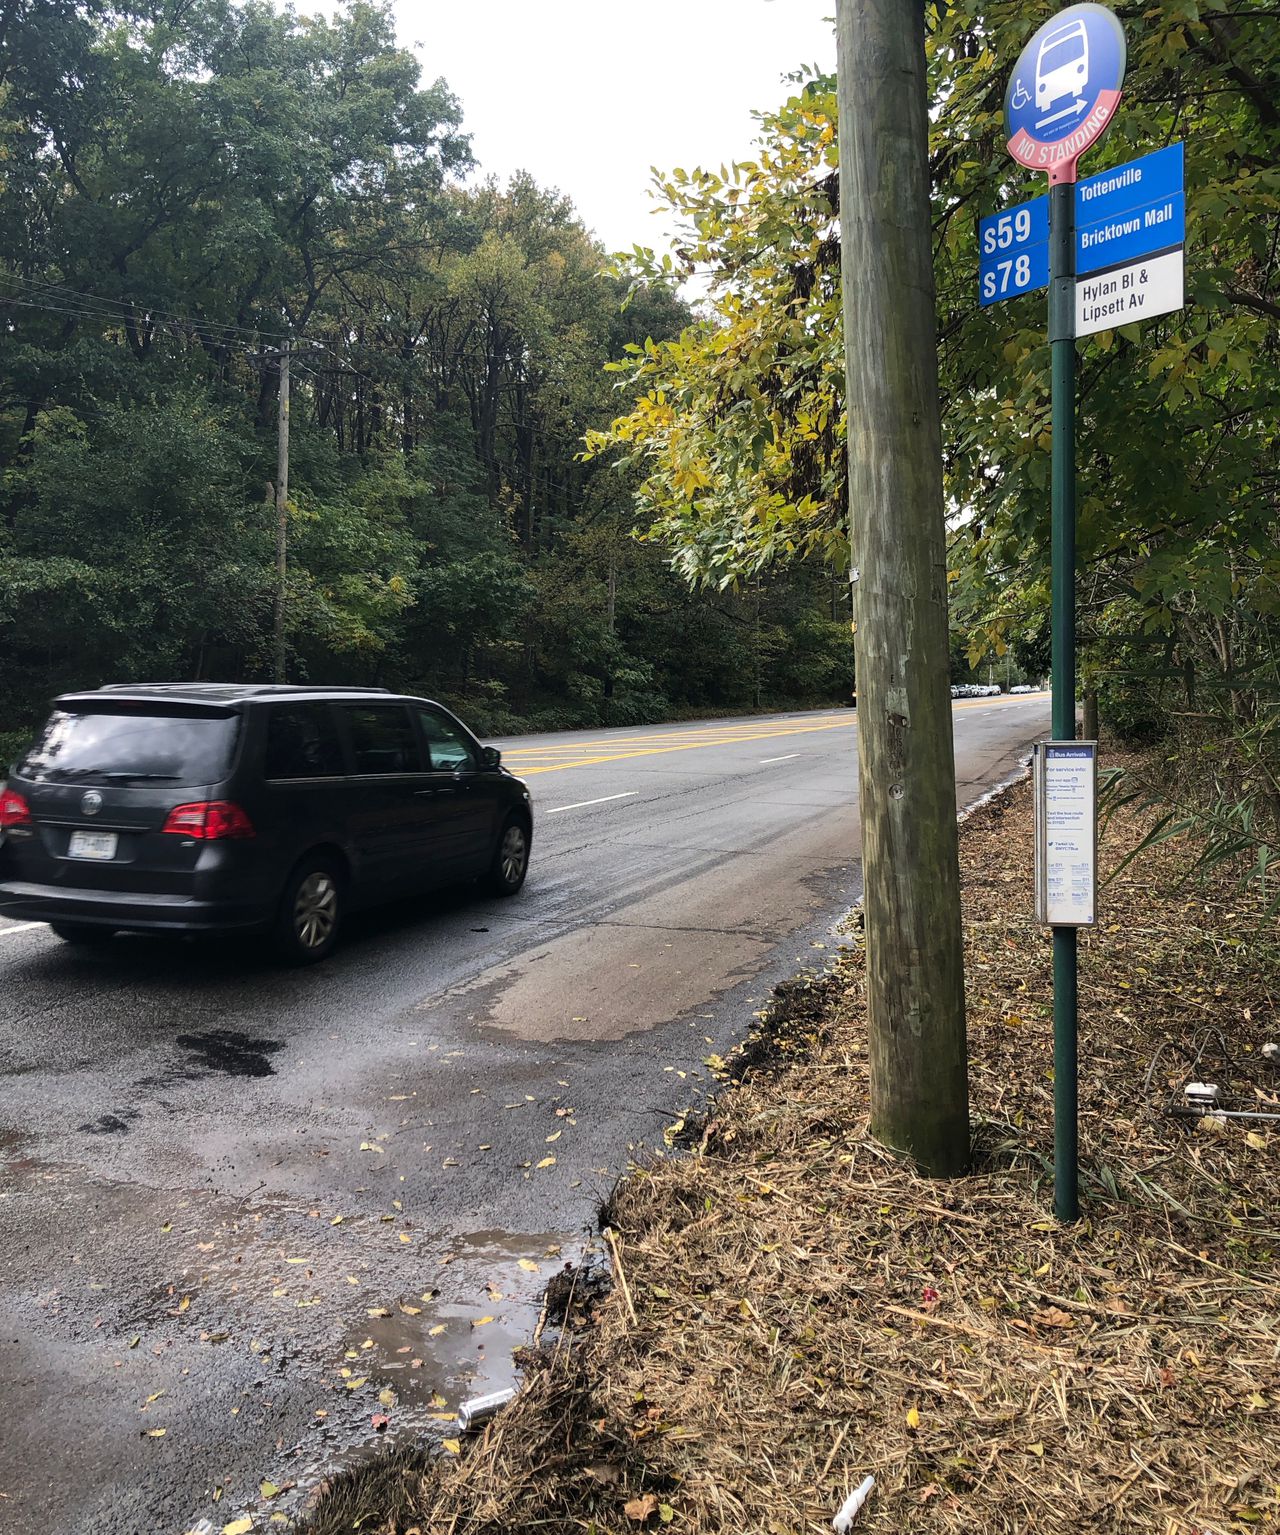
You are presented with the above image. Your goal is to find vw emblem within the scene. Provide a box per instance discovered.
[81,790,103,817]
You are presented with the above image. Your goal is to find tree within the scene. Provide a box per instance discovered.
[837,0,969,1175]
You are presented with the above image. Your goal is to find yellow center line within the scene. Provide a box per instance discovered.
[511,717,858,775]
[502,717,851,758]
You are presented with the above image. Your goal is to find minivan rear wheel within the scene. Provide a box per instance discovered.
[484,816,529,897]
[275,856,343,964]
[50,922,116,946]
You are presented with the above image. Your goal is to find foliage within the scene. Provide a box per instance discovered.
[0,0,855,752]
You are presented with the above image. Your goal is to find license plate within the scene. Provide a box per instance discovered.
[68,830,118,861]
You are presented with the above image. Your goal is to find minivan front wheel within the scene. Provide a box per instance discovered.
[485,817,529,897]
[275,857,343,964]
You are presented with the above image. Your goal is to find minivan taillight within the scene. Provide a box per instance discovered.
[162,801,255,840]
[0,787,32,828]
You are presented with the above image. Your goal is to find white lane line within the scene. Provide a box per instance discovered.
[545,792,638,816]
[760,753,801,764]
[0,921,46,940]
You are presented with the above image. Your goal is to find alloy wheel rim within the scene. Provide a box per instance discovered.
[294,872,337,949]
[500,826,527,885]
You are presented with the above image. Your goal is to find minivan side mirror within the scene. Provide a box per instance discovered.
[480,746,501,770]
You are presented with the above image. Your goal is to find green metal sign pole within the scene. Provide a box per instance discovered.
[1048,181,1079,1223]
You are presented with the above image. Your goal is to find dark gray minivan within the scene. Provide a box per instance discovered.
[0,684,533,962]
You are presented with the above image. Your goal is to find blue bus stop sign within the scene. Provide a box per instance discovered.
[1005,4,1127,184]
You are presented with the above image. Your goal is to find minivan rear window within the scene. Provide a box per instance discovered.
[18,709,240,787]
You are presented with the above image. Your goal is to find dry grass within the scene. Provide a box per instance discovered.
[300,764,1280,1535]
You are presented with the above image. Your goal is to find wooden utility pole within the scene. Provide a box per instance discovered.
[836,0,969,1175]
[272,338,290,684]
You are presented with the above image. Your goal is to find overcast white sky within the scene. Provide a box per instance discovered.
[385,0,836,253]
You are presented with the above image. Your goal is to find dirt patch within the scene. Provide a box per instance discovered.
[296,763,1280,1535]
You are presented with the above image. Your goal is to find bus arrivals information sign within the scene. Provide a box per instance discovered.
[1004,3,1127,184]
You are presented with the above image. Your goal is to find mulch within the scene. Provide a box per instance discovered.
[298,757,1280,1535]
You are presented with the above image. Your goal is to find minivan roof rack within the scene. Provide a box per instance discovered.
[94,683,393,695]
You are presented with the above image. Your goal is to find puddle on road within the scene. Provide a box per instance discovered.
[194,1228,599,1535]
[337,1230,586,1415]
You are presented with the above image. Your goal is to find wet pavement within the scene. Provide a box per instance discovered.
[0,701,1049,1533]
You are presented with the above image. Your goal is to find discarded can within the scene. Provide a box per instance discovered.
[457,1387,517,1432]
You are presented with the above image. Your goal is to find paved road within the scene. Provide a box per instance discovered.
[0,698,1048,1534]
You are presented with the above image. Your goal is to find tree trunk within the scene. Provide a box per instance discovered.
[837,0,969,1175]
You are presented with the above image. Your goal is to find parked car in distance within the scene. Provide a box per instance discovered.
[1010,683,1035,694]
[0,684,533,963]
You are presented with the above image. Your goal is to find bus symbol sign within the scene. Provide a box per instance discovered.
[1005,4,1127,185]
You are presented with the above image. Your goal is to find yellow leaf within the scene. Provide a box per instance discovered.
[546,1131,561,1143]
[345,1377,367,1390]
[330,1215,344,1225]
[471,1316,495,1328]
[536,1156,556,1169]
[223,1521,254,1535]
[1246,1132,1267,1150]
[400,1304,421,1316]
[143,1391,166,1405]
[378,1388,395,1408]
[144,1427,167,1438]
[1248,1392,1268,1410]
[906,1405,921,1430]
[429,1324,446,1337]
[1028,1442,1044,1457]
[367,1308,390,1317]
[442,1439,461,1455]
[260,1481,280,1499]
[517,1259,539,1273]
[398,1232,411,1244]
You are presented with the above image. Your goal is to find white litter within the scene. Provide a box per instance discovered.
[833,1475,875,1532]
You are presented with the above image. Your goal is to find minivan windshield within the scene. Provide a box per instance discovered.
[18,708,240,787]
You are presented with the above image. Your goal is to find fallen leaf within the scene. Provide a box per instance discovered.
[399,1232,411,1244]
[442,1438,461,1454]
[330,1216,344,1226]
[1033,1306,1076,1330]
[367,1308,391,1318]
[471,1316,494,1328]
[128,1336,141,1349]
[428,1324,447,1337]
[359,1142,384,1154]
[222,1521,253,1535]
[260,1481,281,1499]
[345,1377,368,1390]
[1027,1442,1044,1457]
[371,1413,390,1432]
[1246,1131,1267,1150]
[400,1304,422,1316]
[378,1388,395,1408]
[906,1405,921,1430]
[546,1131,561,1143]
[625,1493,658,1523]
[536,1156,556,1169]
[143,1427,167,1438]
[177,1296,191,1313]
[517,1259,540,1273]
[659,1507,675,1525]
[142,1391,166,1407]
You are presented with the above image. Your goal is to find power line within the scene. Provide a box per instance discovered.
[0,270,292,342]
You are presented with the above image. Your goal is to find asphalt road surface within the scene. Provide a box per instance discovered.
[0,698,1049,1534]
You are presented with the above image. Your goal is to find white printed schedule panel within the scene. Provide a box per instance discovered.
[1035,742,1098,927]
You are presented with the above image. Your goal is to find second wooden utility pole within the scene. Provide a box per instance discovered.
[272,337,290,685]
[836,0,970,1174]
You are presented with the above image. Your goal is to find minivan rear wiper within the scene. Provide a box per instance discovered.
[96,772,183,783]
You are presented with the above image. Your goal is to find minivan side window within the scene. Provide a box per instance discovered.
[416,708,477,772]
[264,704,345,780]
[344,705,424,775]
